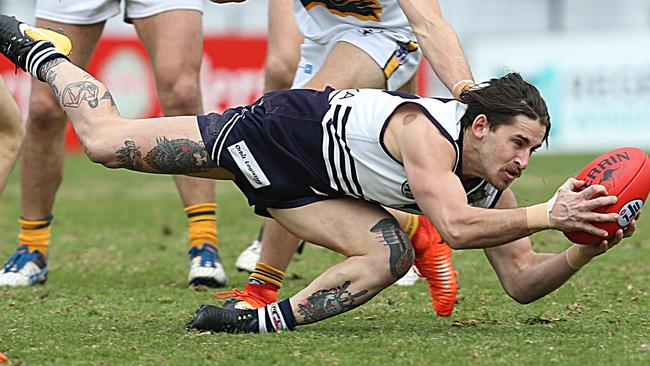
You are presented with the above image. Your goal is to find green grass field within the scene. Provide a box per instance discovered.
[0,153,648,365]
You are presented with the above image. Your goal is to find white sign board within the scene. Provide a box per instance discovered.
[468,32,650,152]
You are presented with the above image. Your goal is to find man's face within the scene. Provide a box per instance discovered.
[477,115,546,190]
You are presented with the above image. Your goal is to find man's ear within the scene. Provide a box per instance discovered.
[470,114,489,139]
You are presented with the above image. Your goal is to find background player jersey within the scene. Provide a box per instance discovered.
[294,0,413,43]
[319,88,501,213]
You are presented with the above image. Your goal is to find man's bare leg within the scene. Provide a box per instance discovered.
[0,76,23,195]
[133,9,227,288]
[37,58,226,179]
[190,198,414,332]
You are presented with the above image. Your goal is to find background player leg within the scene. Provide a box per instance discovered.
[0,20,105,287]
[133,10,227,288]
[0,76,23,196]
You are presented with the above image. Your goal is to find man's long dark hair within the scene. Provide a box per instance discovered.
[459,73,551,144]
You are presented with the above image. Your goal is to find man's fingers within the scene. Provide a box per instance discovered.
[575,222,610,238]
[622,219,637,238]
[607,229,624,247]
[583,211,618,223]
[585,195,617,210]
[562,178,580,191]
[579,184,608,198]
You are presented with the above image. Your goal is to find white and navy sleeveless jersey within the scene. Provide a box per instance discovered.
[319,89,502,212]
[294,0,412,43]
[197,88,502,216]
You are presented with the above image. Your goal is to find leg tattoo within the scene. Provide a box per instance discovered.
[61,81,100,108]
[116,140,143,170]
[297,281,368,323]
[40,57,66,85]
[370,218,414,279]
[143,137,214,174]
[100,90,116,107]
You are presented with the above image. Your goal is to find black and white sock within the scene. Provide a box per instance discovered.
[23,40,68,82]
[255,299,297,333]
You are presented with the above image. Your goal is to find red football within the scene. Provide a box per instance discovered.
[564,147,650,245]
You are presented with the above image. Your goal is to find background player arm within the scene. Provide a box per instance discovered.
[398,111,617,249]
[396,0,473,96]
[483,189,635,304]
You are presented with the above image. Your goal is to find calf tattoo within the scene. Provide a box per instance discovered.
[40,57,66,85]
[61,81,100,108]
[100,90,116,107]
[297,281,368,323]
[143,137,213,173]
[370,218,414,279]
[116,140,143,170]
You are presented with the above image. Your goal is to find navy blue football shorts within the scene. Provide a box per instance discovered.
[196,89,340,217]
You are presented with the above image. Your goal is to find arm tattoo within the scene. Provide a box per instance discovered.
[115,140,143,170]
[297,281,368,323]
[144,137,214,173]
[61,81,100,108]
[370,218,414,279]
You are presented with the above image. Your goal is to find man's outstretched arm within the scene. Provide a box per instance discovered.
[484,188,636,304]
[397,110,618,249]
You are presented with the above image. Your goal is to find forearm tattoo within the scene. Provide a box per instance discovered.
[297,281,368,323]
[370,218,414,279]
[116,140,143,170]
[61,81,100,108]
[143,137,214,173]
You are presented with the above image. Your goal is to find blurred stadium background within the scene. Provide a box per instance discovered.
[1,0,648,152]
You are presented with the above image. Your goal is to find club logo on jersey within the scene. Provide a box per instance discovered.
[358,28,383,36]
[300,0,383,21]
[298,63,313,75]
[401,181,413,199]
[467,188,489,206]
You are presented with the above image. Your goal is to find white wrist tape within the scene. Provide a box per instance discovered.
[452,79,475,99]
[525,203,551,230]
[565,245,592,269]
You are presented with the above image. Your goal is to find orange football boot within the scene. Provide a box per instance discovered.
[411,215,459,317]
[214,282,278,310]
